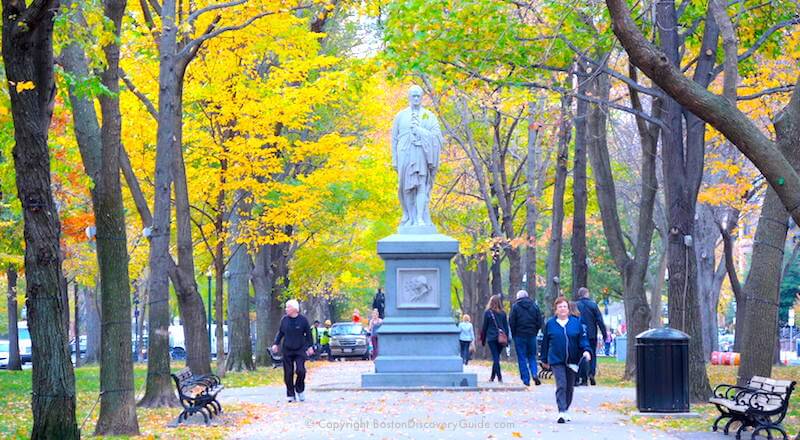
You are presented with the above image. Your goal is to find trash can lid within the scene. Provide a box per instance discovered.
[635,327,689,342]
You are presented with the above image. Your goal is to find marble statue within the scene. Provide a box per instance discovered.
[391,85,444,230]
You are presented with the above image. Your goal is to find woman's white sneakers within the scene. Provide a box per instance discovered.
[557,412,572,423]
[287,396,296,403]
[297,392,306,402]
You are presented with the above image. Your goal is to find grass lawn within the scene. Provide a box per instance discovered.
[0,362,287,439]
[478,355,799,436]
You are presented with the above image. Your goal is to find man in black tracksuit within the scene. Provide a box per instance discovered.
[575,287,608,385]
[272,299,314,402]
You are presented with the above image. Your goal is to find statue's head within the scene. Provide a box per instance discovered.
[408,85,423,108]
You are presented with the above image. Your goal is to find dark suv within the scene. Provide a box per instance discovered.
[329,323,370,361]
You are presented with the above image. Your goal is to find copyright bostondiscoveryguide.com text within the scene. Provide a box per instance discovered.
[306,417,515,432]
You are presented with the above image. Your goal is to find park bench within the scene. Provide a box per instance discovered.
[170,367,224,425]
[710,375,795,440]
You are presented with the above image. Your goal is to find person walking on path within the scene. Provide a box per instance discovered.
[272,300,314,403]
[458,314,475,365]
[319,320,332,361]
[509,290,542,386]
[541,296,591,423]
[311,320,321,360]
[368,308,383,360]
[575,287,608,386]
[480,294,510,382]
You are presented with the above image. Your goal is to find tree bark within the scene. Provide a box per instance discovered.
[59,0,140,431]
[226,191,255,372]
[737,85,800,384]
[571,63,590,296]
[525,99,543,296]
[73,282,80,368]
[651,239,667,328]
[252,244,273,367]
[140,0,182,408]
[84,284,102,363]
[721,219,746,352]
[545,94,572,311]
[656,1,712,402]
[694,204,724,359]
[172,117,211,376]
[586,66,656,380]
[6,265,21,370]
[1,0,79,436]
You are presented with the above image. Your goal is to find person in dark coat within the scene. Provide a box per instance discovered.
[541,296,591,423]
[480,294,509,382]
[272,299,314,402]
[575,287,608,385]
[372,288,386,318]
[509,290,542,386]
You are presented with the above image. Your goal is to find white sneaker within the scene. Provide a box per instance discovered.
[557,412,566,424]
[287,396,296,403]
[297,392,306,402]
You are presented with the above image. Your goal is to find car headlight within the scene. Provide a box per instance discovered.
[356,338,367,346]
[330,340,340,346]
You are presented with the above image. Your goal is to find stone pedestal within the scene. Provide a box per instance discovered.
[361,233,477,388]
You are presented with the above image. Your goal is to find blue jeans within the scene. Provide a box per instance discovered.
[487,340,502,381]
[514,335,538,385]
[459,340,471,364]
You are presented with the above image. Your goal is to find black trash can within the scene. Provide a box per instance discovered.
[635,327,689,413]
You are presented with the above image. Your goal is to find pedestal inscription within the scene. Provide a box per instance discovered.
[397,268,439,309]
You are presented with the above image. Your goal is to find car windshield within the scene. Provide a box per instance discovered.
[19,329,30,340]
[331,325,363,336]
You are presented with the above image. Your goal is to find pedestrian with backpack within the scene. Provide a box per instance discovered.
[509,290,543,386]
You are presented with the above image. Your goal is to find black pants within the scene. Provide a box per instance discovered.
[459,340,471,364]
[552,363,576,412]
[578,338,598,383]
[488,340,502,381]
[282,349,307,397]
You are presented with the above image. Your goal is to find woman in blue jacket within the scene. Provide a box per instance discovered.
[480,294,509,382]
[540,296,591,423]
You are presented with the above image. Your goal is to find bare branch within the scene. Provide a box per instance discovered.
[710,17,800,79]
[737,85,795,101]
[179,5,310,63]
[186,0,245,26]
[119,69,158,120]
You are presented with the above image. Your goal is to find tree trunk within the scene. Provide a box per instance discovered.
[545,94,572,311]
[226,192,255,372]
[73,282,80,368]
[586,65,656,380]
[694,204,723,359]
[657,0,712,403]
[1,1,80,436]
[525,99,542,296]
[650,239,667,328]
[571,64,590,297]
[84,284,102,364]
[140,0,182,408]
[252,245,273,367]
[214,252,226,375]
[737,87,800,384]
[172,115,211,376]
[136,277,148,363]
[455,252,491,359]
[6,266,21,370]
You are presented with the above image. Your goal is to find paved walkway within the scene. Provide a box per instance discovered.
[221,360,710,439]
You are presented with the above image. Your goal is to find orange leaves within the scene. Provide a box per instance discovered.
[61,212,96,241]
